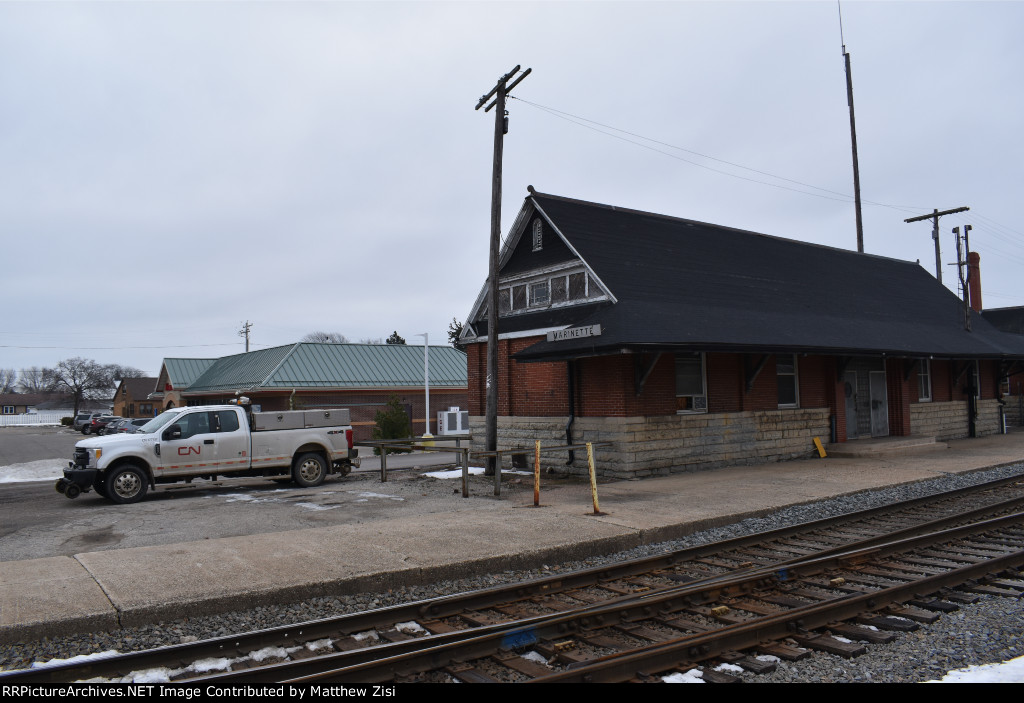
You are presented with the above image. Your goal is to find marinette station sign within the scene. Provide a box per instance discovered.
[547,324,602,342]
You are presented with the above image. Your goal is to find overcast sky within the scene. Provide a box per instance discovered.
[3,0,1022,378]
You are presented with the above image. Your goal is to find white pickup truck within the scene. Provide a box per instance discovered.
[55,403,359,504]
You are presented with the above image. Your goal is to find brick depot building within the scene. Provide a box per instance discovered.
[460,190,1024,478]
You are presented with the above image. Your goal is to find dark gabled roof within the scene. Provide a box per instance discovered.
[502,192,1024,362]
[983,306,1024,336]
[118,377,157,398]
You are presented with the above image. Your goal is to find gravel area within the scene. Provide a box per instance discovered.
[2,463,1023,681]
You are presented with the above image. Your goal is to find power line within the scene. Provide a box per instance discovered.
[512,97,924,215]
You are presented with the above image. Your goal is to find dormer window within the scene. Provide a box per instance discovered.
[532,219,543,252]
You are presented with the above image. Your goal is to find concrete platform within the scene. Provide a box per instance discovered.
[825,435,949,457]
[3,430,1024,645]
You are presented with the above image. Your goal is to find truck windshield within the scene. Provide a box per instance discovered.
[136,410,184,434]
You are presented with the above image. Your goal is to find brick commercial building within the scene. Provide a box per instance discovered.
[151,343,468,442]
[460,190,1024,478]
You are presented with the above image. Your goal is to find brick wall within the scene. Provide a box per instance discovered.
[469,407,831,478]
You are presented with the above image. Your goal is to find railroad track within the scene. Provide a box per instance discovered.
[5,471,1024,683]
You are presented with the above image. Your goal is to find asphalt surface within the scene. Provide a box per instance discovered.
[0,426,470,561]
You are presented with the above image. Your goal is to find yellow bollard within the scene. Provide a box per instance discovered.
[534,440,541,507]
[586,442,602,515]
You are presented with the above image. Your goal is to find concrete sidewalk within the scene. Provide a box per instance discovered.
[4,431,1024,645]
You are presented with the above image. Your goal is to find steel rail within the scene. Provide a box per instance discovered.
[261,512,1024,682]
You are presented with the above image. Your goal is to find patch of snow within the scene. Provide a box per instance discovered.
[294,502,339,511]
[31,650,120,668]
[662,668,705,683]
[350,491,404,501]
[353,630,379,642]
[395,621,428,635]
[926,656,1024,683]
[520,651,550,665]
[714,662,744,674]
[0,459,66,483]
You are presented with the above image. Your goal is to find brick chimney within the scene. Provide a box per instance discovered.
[968,251,983,312]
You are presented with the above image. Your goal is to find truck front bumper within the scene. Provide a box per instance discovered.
[56,467,98,499]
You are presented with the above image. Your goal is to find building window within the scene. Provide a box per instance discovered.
[568,272,587,300]
[2,406,14,415]
[918,359,932,402]
[675,353,707,413]
[551,276,567,303]
[532,219,543,252]
[529,281,550,306]
[777,355,799,408]
[511,285,527,310]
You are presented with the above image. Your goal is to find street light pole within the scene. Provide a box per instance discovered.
[415,333,431,438]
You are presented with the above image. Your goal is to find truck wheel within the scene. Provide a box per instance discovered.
[292,453,327,488]
[105,465,148,504]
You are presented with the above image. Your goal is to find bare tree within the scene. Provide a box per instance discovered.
[17,367,55,393]
[386,331,406,345]
[50,358,134,415]
[358,338,384,345]
[0,369,16,394]
[302,331,350,343]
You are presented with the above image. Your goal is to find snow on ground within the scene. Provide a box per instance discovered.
[0,459,64,483]
[925,655,1024,683]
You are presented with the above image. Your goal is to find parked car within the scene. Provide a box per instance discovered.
[103,419,131,434]
[72,413,93,431]
[74,413,104,432]
[115,418,151,434]
[86,416,121,435]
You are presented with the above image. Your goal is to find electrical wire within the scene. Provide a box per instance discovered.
[511,96,925,215]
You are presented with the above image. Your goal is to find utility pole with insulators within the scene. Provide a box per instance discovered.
[904,206,969,284]
[475,65,531,477]
[238,320,252,352]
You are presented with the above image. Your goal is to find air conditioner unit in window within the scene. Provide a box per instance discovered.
[436,407,469,435]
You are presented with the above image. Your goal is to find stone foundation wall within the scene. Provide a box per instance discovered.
[1003,396,1024,428]
[909,399,1002,440]
[469,408,832,479]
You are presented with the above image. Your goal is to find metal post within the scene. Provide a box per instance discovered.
[534,439,541,507]
[379,445,387,483]
[461,447,469,498]
[494,451,502,497]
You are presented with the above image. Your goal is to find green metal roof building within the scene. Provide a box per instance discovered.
[153,343,468,439]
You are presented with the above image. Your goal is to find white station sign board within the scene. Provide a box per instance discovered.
[547,324,602,342]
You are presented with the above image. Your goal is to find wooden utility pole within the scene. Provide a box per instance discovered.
[238,320,252,352]
[475,65,531,475]
[904,206,969,284]
[842,45,865,253]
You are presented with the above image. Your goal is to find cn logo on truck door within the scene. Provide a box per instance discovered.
[178,446,201,456]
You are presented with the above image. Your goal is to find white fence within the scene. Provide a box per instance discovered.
[0,411,71,427]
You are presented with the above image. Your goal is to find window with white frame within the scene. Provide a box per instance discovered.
[497,266,604,316]
[918,359,932,402]
[675,353,707,413]
[776,355,799,408]
[529,281,550,306]
[2,406,14,415]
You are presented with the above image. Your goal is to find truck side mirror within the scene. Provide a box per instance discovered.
[163,425,182,441]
